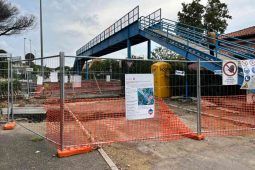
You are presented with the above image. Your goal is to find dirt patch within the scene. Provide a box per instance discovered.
[104,135,255,170]
[103,98,255,170]
[104,142,155,170]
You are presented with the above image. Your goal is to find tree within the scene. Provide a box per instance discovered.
[177,0,205,29]
[89,59,121,79]
[151,47,184,60]
[0,50,8,78]
[203,0,232,34]
[0,0,36,36]
[177,0,232,33]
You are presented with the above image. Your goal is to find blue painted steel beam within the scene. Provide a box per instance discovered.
[147,40,151,59]
[127,39,131,58]
[85,61,89,80]
[78,22,145,56]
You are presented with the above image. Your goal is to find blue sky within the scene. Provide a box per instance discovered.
[0,0,254,66]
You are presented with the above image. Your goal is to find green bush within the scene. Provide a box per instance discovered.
[0,80,21,94]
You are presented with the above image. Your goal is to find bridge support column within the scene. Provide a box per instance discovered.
[85,61,89,80]
[127,39,131,59]
[185,52,189,98]
[185,73,189,98]
[78,61,81,75]
[147,40,151,59]
[76,61,79,75]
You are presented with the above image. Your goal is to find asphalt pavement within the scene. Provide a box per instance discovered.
[0,124,110,170]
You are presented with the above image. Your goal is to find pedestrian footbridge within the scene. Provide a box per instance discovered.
[74,6,255,85]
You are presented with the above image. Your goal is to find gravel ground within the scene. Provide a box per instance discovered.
[104,133,255,170]
[103,99,255,170]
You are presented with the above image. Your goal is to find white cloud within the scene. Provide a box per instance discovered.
[0,41,14,52]
[1,0,254,64]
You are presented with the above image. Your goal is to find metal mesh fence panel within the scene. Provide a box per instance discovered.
[56,57,198,149]
[201,61,255,136]
[7,54,255,150]
[0,58,11,122]
[12,56,61,147]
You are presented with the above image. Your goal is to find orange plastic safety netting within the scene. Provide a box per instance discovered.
[45,97,195,149]
[201,95,255,136]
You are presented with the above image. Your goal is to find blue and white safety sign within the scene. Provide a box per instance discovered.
[241,59,255,89]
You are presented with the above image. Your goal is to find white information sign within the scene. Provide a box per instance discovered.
[26,68,33,72]
[50,72,58,82]
[241,59,255,89]
[106,75,111,82]
[222,60,238,85]
[64,75,68,83]
[125,74,155,120]
[214,70,222,75]
[72,75,82,88]
[37,75,43,85]
[175,70,185,76]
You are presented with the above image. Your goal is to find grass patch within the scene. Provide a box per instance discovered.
[31,136,44,142]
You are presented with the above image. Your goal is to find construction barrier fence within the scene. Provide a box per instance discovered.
[0,58,11,122]
[1,53,254,151]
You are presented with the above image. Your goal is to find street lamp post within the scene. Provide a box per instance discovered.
[40,0,44,79]
[29,39,32,54]
[29,39,32,67]
[24,38,26,60]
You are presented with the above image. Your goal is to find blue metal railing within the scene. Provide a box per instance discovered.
[76,6,255,61]
[139,16,255,61]
[147,8,161,21]
[76,6,139,55]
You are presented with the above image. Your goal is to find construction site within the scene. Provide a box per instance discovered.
[1,4,255,170]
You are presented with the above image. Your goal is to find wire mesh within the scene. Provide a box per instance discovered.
[11,56,61,146]
[0,58,10,122]
[200,61,255,136]
[53,57,198,149]
[6,54,255,150]
[0,60,9,100]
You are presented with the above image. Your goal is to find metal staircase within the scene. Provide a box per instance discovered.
[138,15,255,84]
[139,16,255,61]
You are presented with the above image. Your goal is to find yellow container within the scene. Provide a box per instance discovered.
[151,62,171,98]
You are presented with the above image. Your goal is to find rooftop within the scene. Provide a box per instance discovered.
[222,26,255,38]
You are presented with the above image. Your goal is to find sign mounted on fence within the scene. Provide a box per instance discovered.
[241,59,255,89]
[125,74,155,120]
[106,75,111,82]
[26,68,33,72]
[214,70,222,75]
[222,60,238,85]
[50,72,58,82]
[37,75,43,85]
[175,70,185,76]
[64,75,68,83]
[126,61,133,68]
[72,75,82,88]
